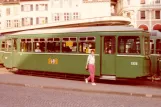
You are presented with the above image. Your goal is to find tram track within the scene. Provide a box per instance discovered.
[12,70,161,88]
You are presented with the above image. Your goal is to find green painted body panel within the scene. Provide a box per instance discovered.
[116,56,149,78]
[3,53,12,68]
[16,53,100,76]
[0,52,4,64]
[102,54,116,75]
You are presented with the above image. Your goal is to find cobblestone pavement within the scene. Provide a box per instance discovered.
[0,84,161,107]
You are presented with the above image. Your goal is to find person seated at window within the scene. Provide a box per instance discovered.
[35,46,41,52]
[62,43,71,52]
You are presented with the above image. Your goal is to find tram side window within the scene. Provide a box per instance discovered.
[33,38,45,52]
[156,39,161,54]
[47,38,60,52]
[20,39,32,52]
[78,37,95,53]
[62,37,77,53]
[104,36,115,54]
[118,36,140,54]
[150,40,154,54]
[6,39,12,52]
[1,41,5,51]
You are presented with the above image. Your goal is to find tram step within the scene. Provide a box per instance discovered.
[100,75,116,80]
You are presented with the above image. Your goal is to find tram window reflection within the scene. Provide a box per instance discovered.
[62,37,77,53]
[78,37,95,53]
[104,36,115,54]
[33,38,45,52]
[47,38,60,53]
[156,39,161,54]
[118,36,140,54]
[20,39,32,52]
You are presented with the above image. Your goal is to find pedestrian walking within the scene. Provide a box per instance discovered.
[85,50,96,85]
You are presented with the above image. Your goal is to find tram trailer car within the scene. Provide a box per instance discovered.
[0,36,6,66]
[150,30,161,78]
[3,26,151,80]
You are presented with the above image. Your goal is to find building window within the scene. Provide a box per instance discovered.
[36,17,48,24]
[0,9,1,17]
[155,10,160,19]
[36,4,48,11]
[22,17,33,26]
[127,0,130,5]
[0,22,1,29]
[73,12,79,20]
[64,13,70,21]
[155,0,160,4]
[140,11,145,19]
[21,4,33,12]
[14,20,19,27]
[13,7,18,15]
[53,13,60,21]
[6,8,10,16]
[6,20,11,28]
[140,0,145,4]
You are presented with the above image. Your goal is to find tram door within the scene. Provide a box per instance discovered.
[101,36,116,76]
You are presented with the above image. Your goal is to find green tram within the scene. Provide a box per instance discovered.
[2,26,151,80]
[150,30,161,77]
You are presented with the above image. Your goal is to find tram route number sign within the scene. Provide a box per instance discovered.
[131,62,138,65]
[48,58,58,64]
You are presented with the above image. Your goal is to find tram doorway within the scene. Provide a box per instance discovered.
[101,36,116,77]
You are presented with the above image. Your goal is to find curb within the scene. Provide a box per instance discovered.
[0,81,161,99]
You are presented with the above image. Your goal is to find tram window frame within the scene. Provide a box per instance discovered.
[33,38,45,53]
[78,36,96,54]
[6,39,12,52]
[20,39,32,52]
[144,37,150,55]
[62,37,77,53]
[104,36,116,54]
[13,38,17,51]
[1,41,6,51]
[118,36,141,54]
[46,37,60,53]
[150,40,154,54]
[156,39,161,54]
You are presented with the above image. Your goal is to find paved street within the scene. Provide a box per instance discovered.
[0,84,161,107]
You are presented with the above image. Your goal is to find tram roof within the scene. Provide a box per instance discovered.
[8,26,144,36]
[150,30,161,39]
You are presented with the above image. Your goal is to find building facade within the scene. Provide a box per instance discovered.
[119,0,161,32]
[0,0,120,30]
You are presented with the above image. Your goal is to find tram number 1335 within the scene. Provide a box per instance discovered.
[131,62,138,65]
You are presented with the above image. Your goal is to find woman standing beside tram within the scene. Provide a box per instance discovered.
[85,49,96,86]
